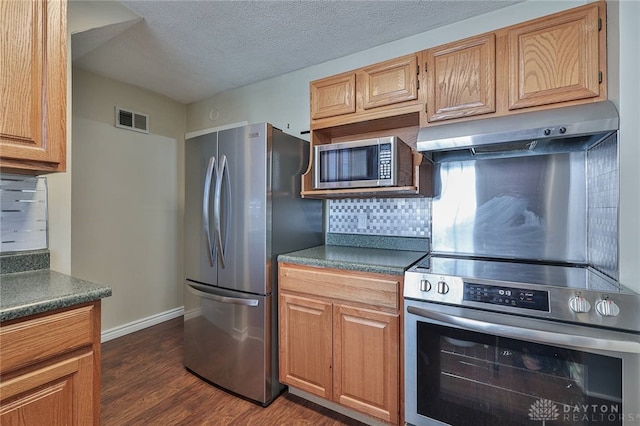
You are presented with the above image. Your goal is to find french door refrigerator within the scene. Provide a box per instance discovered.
[183,123,322,406]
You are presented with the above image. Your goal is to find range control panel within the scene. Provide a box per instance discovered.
[463,283,550,312]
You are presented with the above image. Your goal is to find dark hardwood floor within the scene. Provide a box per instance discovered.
[101,317,367,425]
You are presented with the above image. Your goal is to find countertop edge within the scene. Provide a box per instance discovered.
[0,269,113,322]
[278,254,406,276]
[1,288,112,322]
[278,244,427,276]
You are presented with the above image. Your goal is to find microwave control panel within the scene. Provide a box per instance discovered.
[378,143,392,180]
[463,283,550,312]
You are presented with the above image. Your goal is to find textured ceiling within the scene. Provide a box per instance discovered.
[72,1,521,104]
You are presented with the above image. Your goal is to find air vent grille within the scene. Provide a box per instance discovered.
[471,140,537,155]
[116,107,149,134]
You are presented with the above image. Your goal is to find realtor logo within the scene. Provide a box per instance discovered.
[529,399,560,425]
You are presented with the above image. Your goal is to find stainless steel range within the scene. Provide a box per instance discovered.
[406,255,640,334]
[404,101,640,426]
[404,255,640,426]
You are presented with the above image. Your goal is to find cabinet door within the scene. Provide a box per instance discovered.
[507,3,601,110]
[0,0,67,173]
[361,54,418,110]
[425,34,496,122]
[310,72,356,120]
[0,353,95,425]
[333,304,399,424]
[279,293,333,399]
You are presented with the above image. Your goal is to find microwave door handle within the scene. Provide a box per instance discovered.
[202,156,217,267]
[187,283,259,306]
[407,306,640,354]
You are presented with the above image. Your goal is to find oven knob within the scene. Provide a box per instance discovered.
[419,279,432,292]
[595,299,620,317]
[568,296,591,313]
[437,281,449,295]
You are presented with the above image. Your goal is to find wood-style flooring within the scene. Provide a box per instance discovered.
[101,317,367,425]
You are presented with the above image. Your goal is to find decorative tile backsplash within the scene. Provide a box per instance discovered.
[328,197,431,238]
[0,175,48,253]
[587,132,618,279]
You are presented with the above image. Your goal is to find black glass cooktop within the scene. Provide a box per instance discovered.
[412,255,623,293]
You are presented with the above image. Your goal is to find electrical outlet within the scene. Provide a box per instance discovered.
[357,213,368,230]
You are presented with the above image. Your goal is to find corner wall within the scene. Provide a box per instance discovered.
[71,67,186,330]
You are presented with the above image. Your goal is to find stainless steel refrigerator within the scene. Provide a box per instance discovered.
[183,123,322,405]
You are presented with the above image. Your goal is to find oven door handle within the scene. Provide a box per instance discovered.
[407,306,640,354]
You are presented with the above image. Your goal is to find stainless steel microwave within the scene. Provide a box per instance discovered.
[313,136,413,189]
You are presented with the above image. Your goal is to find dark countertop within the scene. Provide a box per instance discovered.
[0,269,112,322]
[278,245,427,275]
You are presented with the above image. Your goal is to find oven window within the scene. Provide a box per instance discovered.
[416,323,623,425]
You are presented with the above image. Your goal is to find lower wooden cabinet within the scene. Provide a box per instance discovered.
[0,302,102,425]
[278,263,402,425]
[0,353,94,425]
[333,304,399,422]
[279,293,333,399]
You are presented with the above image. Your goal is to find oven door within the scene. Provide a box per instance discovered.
[405,299,640,426]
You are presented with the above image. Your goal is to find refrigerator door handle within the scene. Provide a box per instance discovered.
[187,283,259,306]
[203,156,218,267]
[214,154,231,268]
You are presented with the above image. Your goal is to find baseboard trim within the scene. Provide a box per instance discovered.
[101,307,184,343]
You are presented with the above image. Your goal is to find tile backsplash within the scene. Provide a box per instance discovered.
[328,197,431,238]
[0,175,48,253]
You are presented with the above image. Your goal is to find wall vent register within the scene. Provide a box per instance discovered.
[116,107,149,134]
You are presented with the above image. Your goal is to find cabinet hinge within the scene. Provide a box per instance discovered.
[599,71,603,84]
[598,18,602,31]
[417,65,420,75]
[417,80,420,90]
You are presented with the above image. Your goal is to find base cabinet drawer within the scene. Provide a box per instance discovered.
[0,305,95,374]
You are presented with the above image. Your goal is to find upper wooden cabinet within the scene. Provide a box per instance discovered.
[360,54,418,110]
[425,33,496,122]
[302,1,606,198]
[310,72,356,120]
[423,1,605,123]
[0,0,67,174]
[310,54,422,128]
[304,55,429,199]
[506,2,603,110]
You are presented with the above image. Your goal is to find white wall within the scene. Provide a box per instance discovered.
[71,67,186,330]
[187,0,639,293]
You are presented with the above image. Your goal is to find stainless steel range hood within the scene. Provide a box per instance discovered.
[417,101,619,161]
